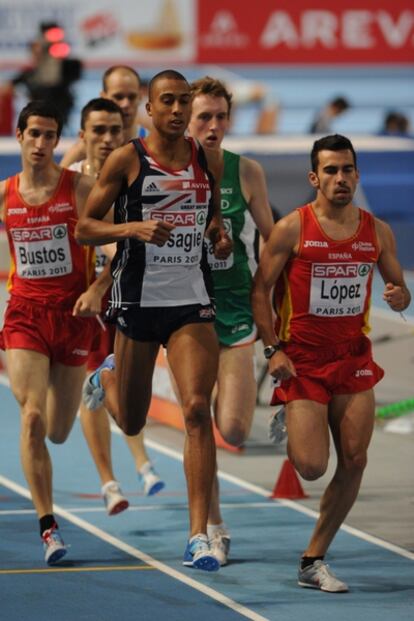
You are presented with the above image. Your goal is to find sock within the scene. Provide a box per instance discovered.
[40,514,57,537]
[207,522,227,538]
[301,555,324,570]
[189,533,208,544]
[139,461,153,477]
[101,480,118,495]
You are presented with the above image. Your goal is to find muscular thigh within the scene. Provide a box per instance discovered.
[167,322,219,405]
[6,349,49,413]
[328,390,375,457]
[287,399,330,462]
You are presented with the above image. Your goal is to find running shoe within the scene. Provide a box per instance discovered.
[298,560,349,593]
[42,526,67,565]
[139,463,165,496]
[102,480,129,516]
[268,406,287,444]
[183,534,220,571]
[208,526,231,566]
[82,353,115,411]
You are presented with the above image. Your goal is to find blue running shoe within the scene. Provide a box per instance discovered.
[183,534,219,571]
[82,353,115,410]
[42,526,67,565]
[138,462,165,496]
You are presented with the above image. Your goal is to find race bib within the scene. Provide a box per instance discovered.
[206,218,234,271]
[309,262,373,317]
[146,209,207,267]
[11,224,73,279]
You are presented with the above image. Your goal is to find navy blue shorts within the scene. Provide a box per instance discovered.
[106,303,216,346]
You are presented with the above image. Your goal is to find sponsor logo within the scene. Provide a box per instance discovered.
[329,252,352,260]
[221,187,233,195]
[182,181,210,190]
[199,306,215,319]
[152,211,196,226]
[11,227,52,242]
[201,10,249,48]
[49,203,73,213]
[351,241,376,252]
[304,240,329,248]
[313,263,371,278]
[72,349,88,356]
[355,369,373,377]
[144,182,159,193]
[8,207,27,215]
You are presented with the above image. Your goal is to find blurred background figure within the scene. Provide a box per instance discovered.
[309,95,350,134]
[227,79,279,135]
[379,111,411,138]
[4,22,83,131]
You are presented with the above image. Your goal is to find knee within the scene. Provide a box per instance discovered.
[293,457,328,481]
[341,450,368,475]
[21,409,46,443]
[218,420,247,447]
[183,396,211,433]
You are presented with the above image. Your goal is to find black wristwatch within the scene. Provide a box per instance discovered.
[263,344,282,359]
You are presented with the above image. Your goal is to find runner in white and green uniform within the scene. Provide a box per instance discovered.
[188,77,274,565]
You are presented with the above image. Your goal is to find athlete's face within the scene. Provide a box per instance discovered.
[146,78,191,138]
[308,149,359,208]
[17,116,59,168]
[80,110,123,168]
[102,71,141,130]
[188,94,230,151]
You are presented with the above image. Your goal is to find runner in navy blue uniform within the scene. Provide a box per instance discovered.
[76,70,231,571]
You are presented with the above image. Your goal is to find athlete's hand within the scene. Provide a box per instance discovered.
[131,220,175,246]
[383,282,407,311]
[72,290,102,317]
[268,350,297,382]
[211,227,233,259]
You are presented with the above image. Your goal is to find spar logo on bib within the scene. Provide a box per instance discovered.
[310,262,373,317]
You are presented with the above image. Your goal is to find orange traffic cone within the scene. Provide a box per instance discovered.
[270,458,308,499]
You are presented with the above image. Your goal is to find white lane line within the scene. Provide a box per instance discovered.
[0,474,269,621]
[0,502,286,516]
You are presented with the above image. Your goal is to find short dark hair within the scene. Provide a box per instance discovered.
[17,100,63,137]
[331,96,350,112]
[148,70,189,101]
[190,76,233,117]
[80,97,123,129]
[102,66,141,91]
[311,134,357,172]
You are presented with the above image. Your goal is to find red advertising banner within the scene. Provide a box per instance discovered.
[197,0,414,64]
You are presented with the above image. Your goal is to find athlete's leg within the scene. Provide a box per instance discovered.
[304,389,375,557]
[80,402,116,484]
[209,343,256,525]
[46,362,86,443]
[6,349,52,517]
[167,323,219,537]
[102,330,159,435]
[286,399,330,481]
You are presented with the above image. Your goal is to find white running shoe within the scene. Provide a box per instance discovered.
[298,560,349,593]
[268,406,287,444]
[102,480,129,516]
[208,526,231,566]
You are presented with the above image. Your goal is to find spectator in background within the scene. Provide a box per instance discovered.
[227,79,279,135]
[379,111,411,138]
[309,96,350,134]
[5,22,82,130]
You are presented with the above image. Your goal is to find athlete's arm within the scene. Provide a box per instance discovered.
[72,263,113,317]
[375,218,411,311]
[240,156,273,241]
[75,143,174,246]
[60,140,86,168]
[251,212,299,379]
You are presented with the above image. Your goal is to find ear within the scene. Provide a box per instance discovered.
[308,171,319,188]
[78,129,85,141]
[16,127,23,143]
[145,101,152,117]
